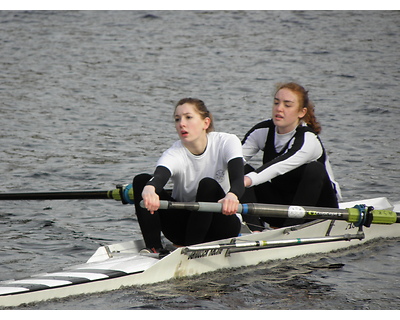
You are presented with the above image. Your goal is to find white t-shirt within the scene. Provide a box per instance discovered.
[157,132,243,202]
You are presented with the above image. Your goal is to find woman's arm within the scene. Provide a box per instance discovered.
[227,157,245,199]
[219,157,244,215]
[246,131,322,187]
[241,121,270,162]
[142,166,171,214]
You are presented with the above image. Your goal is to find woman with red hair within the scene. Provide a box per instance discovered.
[241,82,341,230]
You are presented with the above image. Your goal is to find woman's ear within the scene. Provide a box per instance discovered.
[203,117,211,130]
[299,107,307,119]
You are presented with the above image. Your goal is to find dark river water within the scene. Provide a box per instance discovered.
[0,10,399,310]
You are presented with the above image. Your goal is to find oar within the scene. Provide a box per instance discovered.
[154,200,400,227]
[0,184,135,204]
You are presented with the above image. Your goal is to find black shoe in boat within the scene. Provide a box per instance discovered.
[140,247,170,258]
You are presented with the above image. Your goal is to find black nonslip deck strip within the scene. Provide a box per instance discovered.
[38,276,95,285]
[0,269,144,296]
[0,283,50,291]
[66,269,129,278]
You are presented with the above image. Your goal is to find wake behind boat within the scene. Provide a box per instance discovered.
[0,196,399,308]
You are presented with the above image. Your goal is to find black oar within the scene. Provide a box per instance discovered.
[0,184,135,204]
[155,200,400,227]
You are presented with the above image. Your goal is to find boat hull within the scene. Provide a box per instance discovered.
[1,197,399,307]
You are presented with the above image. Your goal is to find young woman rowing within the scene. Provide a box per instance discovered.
[133,98,245,253]
[241,82,342,230]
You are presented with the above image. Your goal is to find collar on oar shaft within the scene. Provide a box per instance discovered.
[347,205,398,226]
[108,184,135,204]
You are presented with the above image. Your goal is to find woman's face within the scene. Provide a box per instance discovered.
[174,103,210,145]
[272,88,307,134]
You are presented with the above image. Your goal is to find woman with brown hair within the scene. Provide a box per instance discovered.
[133,98,245,253]
[241,82,341,230]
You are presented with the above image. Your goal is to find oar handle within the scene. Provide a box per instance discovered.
[156,200,399,226]
[158,200,226,212]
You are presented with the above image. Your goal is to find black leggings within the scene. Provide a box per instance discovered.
[241,161,339,230]
[133,174,241,248]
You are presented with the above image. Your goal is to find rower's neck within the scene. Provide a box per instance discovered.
[185,135,208,155]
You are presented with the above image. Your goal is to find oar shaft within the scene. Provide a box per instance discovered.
[0,190,111,200]
[242,202,349,219]
[0,184,135,204]
[244,203,400,224]
[157,201,349,219]
[157,200,399,225]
